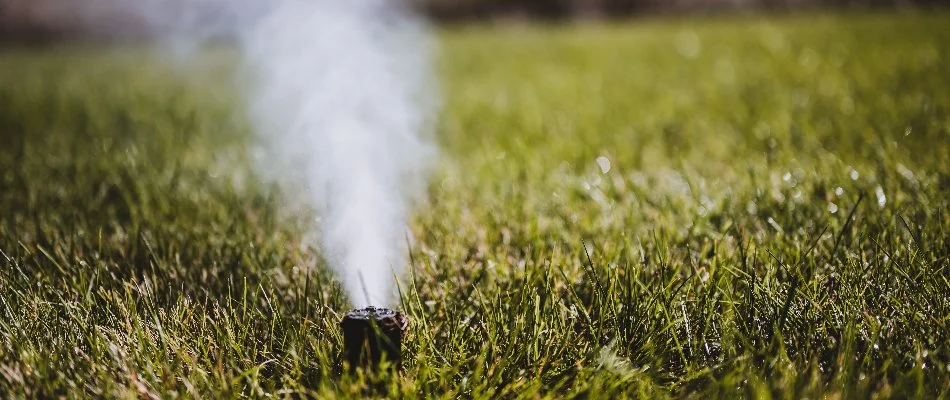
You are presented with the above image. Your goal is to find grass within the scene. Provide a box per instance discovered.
[1,11,949,399]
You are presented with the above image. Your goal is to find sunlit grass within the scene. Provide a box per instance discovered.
[1,12,948,398]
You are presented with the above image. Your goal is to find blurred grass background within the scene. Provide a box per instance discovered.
[1,10,949,399]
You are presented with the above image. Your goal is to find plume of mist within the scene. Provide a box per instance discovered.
[241,1,436,307]
[69,0,437,307]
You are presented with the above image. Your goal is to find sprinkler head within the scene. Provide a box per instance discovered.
[340,306,409,372]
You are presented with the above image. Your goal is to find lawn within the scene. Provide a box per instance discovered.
[1,11,949,398]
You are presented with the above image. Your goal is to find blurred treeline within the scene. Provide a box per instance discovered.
[1,0,948,43]
[418,0,949,20]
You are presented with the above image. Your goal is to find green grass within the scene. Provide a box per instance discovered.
[1,11,949,398]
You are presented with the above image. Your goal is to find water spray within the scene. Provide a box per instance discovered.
[242,0,435,310]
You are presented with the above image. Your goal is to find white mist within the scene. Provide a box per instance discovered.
[241,0,435,307]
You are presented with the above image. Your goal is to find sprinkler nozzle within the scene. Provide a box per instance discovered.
[340,307,409,371]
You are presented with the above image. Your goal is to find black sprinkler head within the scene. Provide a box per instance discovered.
[340,306,409,372]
